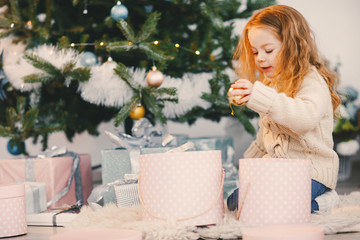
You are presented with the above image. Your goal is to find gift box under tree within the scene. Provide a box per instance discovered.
[0,152,93,208]
[101,147,171,204]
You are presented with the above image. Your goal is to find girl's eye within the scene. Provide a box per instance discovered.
[265,50,273,54]
[253,52,258,55]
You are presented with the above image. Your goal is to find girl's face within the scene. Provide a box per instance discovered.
[248,27,282,79]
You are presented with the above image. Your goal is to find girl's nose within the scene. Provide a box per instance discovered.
[257,53,265,62]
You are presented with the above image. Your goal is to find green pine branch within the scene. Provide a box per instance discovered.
[114,95,140,126]
[113,63,178,125]
[135,11,161,42]
[107,11,173,62]
[22,52,90,84]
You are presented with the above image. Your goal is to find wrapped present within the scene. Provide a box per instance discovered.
[0,183,27,238]
[101,147,170,204]
[0,148,93,209]
[113,175,140,207]
[25,182,47,214]
[26,202,81,227]
[101,118,182,204]
[238,158,311,227]
[139,150,224,226]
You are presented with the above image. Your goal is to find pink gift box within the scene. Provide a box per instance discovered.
[0,154,93,208]
[139,150,224,226]
[0,183,27,238]
[238,158,312,227]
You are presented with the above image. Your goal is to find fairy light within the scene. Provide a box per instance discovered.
[25,20,33,30]
[152,66,157,71]
[67,39,201,56]
[69,42,104,47]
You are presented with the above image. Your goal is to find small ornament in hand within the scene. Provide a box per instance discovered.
[227,87,245,116]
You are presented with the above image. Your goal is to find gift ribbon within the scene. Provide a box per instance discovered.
[46,152,83,207]
[28,184,41,213]
[25,146,83,208]
[25,158,35,181]
[52,201,82,227]
[87,176,138,210]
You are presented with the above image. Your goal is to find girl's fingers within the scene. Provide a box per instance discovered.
[236,95,250,105]
[228,79,253,106]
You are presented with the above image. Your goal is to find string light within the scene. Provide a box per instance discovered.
[67,40,201,56]
[83,0,88,14]
[69,42,105,47]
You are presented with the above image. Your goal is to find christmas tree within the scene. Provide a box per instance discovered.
[0,0,274,155]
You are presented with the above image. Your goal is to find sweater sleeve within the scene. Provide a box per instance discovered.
[246,70,331,136]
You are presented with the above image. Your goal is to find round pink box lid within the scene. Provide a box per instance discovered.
[50,228,142,240]
[0,183,25,199]
[242,224,324,240]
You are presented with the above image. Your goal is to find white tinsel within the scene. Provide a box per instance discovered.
[162,72,212,118]
[78,61,133,107]
[3,43,81,91]
[336,140,360,156]
[1,39,237,119]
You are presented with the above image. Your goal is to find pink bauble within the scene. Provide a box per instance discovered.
[146,70,164,87]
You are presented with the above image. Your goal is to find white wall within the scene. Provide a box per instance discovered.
[1,0,359,165]
[277,0,360,88]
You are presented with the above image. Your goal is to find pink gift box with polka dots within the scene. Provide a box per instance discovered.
[0,183,27,238]
[139,150,225,226]
[238,158,312,227]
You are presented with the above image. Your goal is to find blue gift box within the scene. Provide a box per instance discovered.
[101,147,171,203]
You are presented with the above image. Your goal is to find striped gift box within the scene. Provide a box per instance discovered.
[114,183,140,207]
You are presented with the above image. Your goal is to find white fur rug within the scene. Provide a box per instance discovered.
[65,192,360,240]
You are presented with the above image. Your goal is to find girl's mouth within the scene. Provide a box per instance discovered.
[261,66,272,72]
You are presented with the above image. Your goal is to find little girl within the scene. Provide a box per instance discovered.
[227,5,341,213]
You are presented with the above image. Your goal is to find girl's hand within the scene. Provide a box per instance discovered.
[228,79,253,105]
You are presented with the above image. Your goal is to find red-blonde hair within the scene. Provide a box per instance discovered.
[233,5,340,113]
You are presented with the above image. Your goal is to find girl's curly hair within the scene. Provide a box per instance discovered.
[233,5,340,113]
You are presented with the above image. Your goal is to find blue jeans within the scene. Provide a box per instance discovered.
[227,180,329,213]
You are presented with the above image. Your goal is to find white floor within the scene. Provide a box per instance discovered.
[10,158,360,240]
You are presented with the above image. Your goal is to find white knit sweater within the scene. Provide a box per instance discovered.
[244,67,339,189]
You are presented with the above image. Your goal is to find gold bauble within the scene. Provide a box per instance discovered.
[146,70,164,87]
[227,87,244,106]
[129,105,145,120]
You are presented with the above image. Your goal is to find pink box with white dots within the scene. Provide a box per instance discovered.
[138,150,225,226]
[0,183,27,238]
[238,158,312,227]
